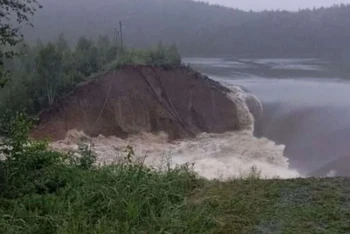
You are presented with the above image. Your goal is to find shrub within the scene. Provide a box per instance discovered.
[0,112,68,198]
[116,43,182,66]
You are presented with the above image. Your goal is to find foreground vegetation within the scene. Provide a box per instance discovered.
[0,114,349,234]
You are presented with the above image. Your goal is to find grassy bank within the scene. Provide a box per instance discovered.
[1,164,350,233]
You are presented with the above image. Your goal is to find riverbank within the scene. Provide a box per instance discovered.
[1,163,349,233]
[184,57,350,80]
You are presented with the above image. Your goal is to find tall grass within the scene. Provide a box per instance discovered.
[0,165,217,234]
[0,112,216,233]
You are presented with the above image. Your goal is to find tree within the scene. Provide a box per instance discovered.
[149,41,166,66]
[167,45,181,65]
[0,0,42,87]
[75,37,100,76]
[55,34,70,53]
[36,43,63,106]
[97,35,112,63]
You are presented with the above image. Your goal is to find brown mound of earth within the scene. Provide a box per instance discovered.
[32,65,241,141]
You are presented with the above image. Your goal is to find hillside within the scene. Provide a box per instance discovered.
[31,65,249,141]
[24,0,350,60]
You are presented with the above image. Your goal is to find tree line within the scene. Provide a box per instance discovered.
[21,0,350,61]
[0,35,181,116]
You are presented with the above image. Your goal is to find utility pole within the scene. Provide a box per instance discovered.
[114,28,119,46]
[119,20,124,49]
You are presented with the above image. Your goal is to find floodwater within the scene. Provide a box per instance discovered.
[184,57,350,177]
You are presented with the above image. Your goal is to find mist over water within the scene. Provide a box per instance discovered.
[185,57,350,177]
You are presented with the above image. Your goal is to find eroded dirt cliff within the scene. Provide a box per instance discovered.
[32,65,244,141]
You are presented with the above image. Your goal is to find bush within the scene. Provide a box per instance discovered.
[68,139,97,170]
[116,43,182,66]
[0,112,69,198]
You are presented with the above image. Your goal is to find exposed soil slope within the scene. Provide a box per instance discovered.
[32,66,242,141]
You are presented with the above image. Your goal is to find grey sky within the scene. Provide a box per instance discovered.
[201,0,350,11]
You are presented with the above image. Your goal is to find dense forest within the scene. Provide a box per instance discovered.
[21,0,350,60]
[0,36,181,116]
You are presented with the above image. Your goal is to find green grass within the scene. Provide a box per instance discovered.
[1,162,350,234]
[0,164,216,234]
[192,178,350,234]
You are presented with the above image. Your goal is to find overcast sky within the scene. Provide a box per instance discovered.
[202,0,350,11]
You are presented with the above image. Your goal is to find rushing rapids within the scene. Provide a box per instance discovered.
[49,76,299,179]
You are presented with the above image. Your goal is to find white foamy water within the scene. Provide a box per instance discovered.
[50,130,299,179]
[50,85,300,180]
[226,85,257,130]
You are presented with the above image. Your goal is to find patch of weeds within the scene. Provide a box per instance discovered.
[254,178,350,234]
